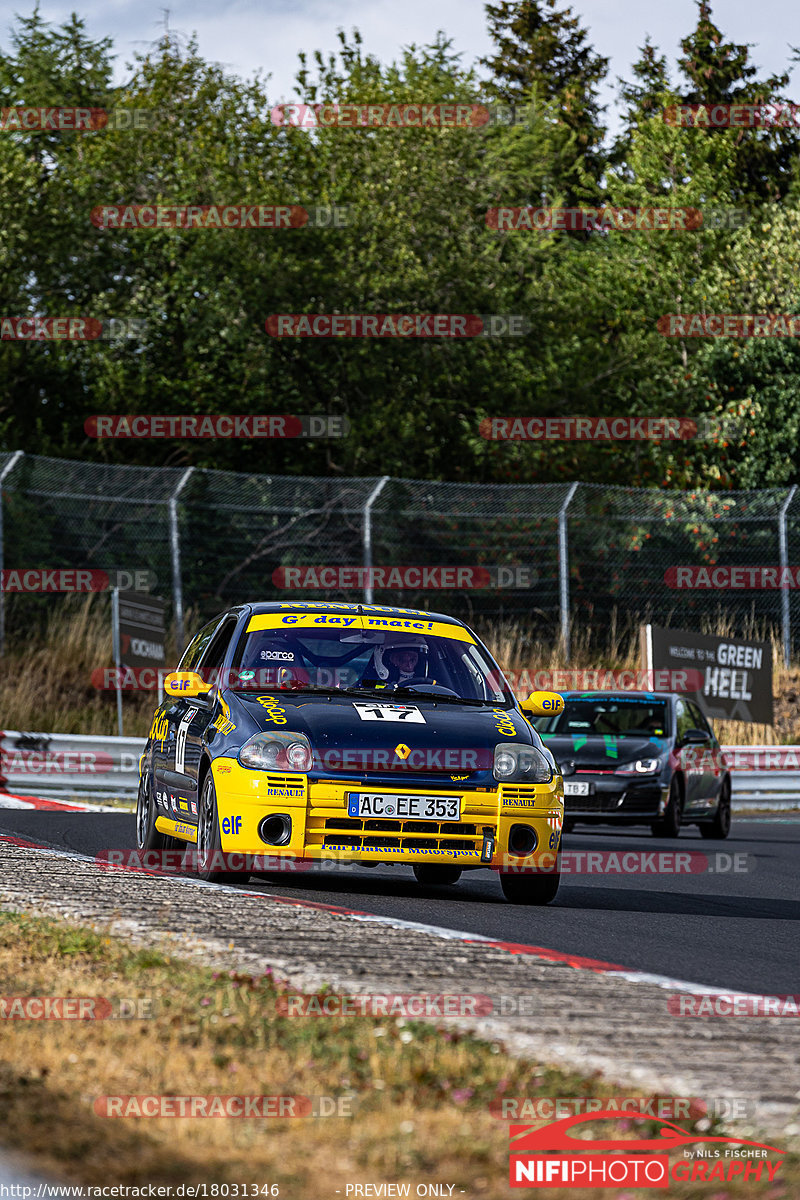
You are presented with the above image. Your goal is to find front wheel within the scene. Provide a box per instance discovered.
[196,773,250,885]
[700,778,732,840]
[500,858,560,905]
[413,865,462,886]
[136,771,169,852]
[651,776,683,838]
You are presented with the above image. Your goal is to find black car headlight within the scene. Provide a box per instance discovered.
[614,756,666,776]
[493,742,553,783]
[238,731,313,772]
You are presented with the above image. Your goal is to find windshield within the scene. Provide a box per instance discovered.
[532,698,669,738]
[231,617,511,704]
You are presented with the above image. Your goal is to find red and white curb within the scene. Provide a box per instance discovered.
[0,791,126,813]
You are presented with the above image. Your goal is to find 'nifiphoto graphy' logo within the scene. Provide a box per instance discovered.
[509,1112,783,1188]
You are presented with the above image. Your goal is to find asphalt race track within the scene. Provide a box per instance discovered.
[0,809,797,997]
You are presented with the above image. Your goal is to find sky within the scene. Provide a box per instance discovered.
[7,0,800,130]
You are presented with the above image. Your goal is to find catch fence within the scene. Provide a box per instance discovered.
[1,452,798,661]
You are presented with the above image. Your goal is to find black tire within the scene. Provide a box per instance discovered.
[700,777,732,840]
[196,773,250,885]
[651,776,683,838]
[136,770,170,852]
[500,857,560,905]
[413,865,462,886]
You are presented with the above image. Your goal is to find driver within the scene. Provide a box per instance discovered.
[365,633,428,686]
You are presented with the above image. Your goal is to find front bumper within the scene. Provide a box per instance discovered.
[565,775,669,821]
[211,759,563,870]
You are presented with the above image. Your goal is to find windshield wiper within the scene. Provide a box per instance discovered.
[388,687,486,706]
[234,684,495,706]
[236,685,402,699]
[234,684,336,696]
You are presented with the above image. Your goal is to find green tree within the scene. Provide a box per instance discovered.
[480,0,609,199]
[0,10,118,451]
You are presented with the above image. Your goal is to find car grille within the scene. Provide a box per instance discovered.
[305,781,496,854]
[500,784,546,805]
[264,773,307,791]
[568,793,609,812]
[325,818,477,834]
[319,817,480,852]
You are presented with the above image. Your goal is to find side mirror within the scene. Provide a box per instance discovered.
[681,727,708,745]
[164,671,212,699]
[519,691,564,717]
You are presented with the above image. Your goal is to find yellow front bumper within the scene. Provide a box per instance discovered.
[209,758,563,870]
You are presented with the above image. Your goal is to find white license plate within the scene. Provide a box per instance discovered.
[347,792,460,821]
[564,781,590,796]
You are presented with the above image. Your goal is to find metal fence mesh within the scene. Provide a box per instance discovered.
[1,453,798,656]
[180,471,383,608]
[372,479,572,628]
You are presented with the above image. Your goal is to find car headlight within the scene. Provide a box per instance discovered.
[614,756,665,776]
[493,741,553,783]
[238,731,313,772]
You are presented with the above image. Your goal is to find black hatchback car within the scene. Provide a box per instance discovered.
[529,690,731,838]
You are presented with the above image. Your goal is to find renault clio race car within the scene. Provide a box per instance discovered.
[136,602,565,903]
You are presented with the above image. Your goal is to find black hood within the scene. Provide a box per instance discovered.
[542,734,667,772]
[234,691,537,774]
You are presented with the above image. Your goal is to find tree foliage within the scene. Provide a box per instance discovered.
[1,2,800,490]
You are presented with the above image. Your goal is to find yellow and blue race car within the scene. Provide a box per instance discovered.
[136,601,564,903]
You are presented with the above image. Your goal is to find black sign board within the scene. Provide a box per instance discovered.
[118,590,166,669]
[642,624,773,724]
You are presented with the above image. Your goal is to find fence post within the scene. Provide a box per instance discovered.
[0,450,24,657]
[558,482,579,661]
[169,466,195,654]
[779,484,796,668]
[362,476,390,604]
[111,586,124,737]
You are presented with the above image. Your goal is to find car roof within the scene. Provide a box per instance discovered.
[244,600,466,626]
[560,691,677,701]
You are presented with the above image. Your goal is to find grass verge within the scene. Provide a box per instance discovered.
[0,912,796,1197]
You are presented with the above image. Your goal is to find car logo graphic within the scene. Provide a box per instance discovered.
[509,1112,783,1155]
[394,743,411,759]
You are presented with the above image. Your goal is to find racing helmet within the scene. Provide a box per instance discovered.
[372,632,428,681]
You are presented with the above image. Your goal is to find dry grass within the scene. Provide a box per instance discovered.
[0,912,795,1197]
[0,601,797,744]
[479,614,793,747]
[0,596,183,737]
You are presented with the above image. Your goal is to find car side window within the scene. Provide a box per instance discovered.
[178,618,225,671]
[674,698,694,742]
[688,701,712,737]
[198,616,238,678]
